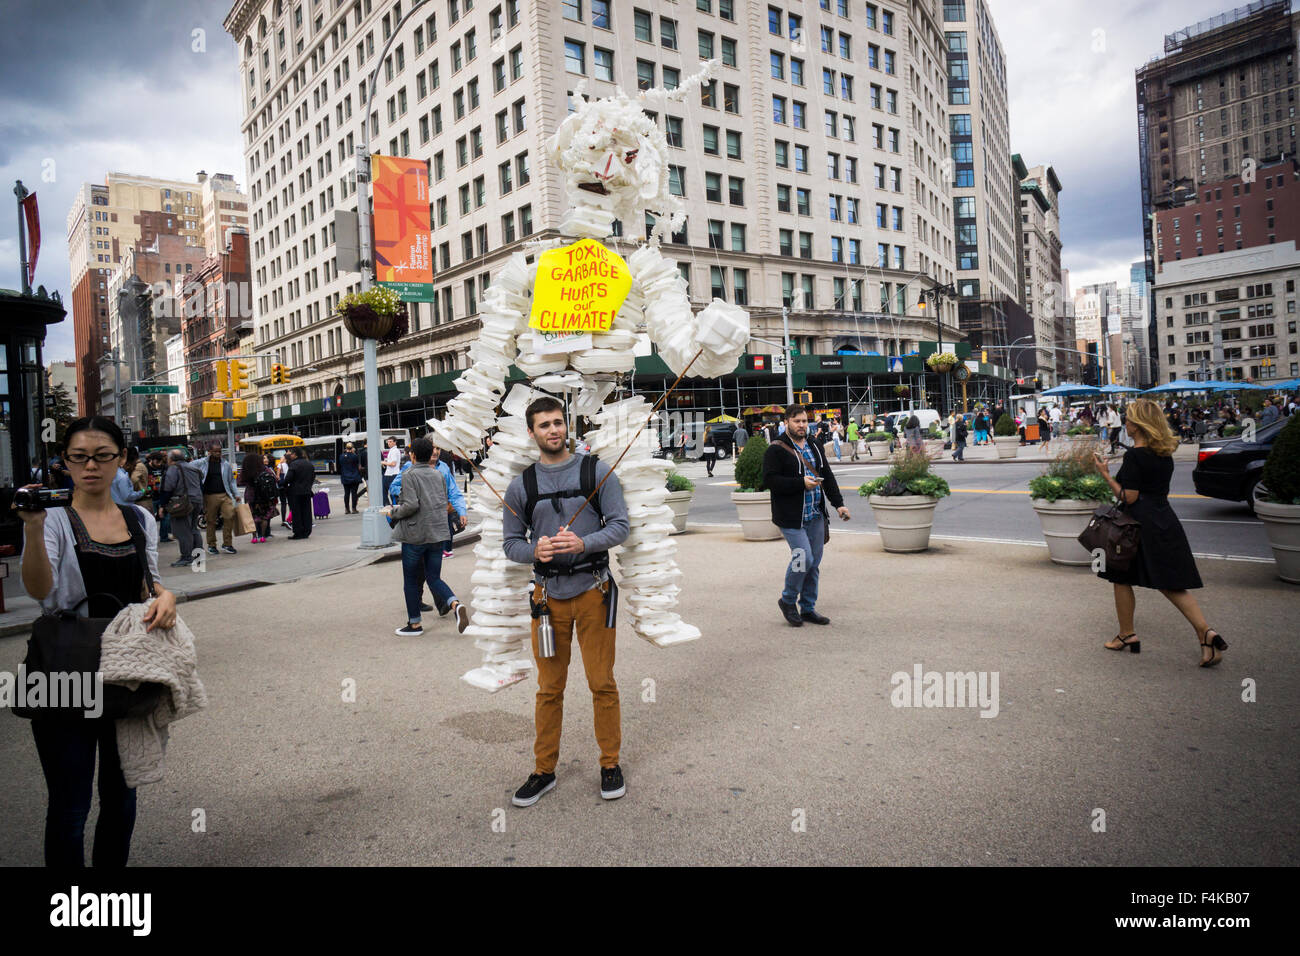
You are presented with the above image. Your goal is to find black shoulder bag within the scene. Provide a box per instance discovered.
[12,506,166,722]
[1078,502,1142,573]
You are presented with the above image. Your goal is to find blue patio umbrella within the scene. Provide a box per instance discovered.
[1142,379,1214,394]
[1098,384,1139,394]
[1270,378,1300,390]
[1040,382,1101,397]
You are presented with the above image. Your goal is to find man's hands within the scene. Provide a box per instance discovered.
[803,474,821,490]
[458,513,467,531]
[535,529,584,562]
[837,506,851,521]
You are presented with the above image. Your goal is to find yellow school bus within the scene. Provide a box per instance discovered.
[237,434,304,476]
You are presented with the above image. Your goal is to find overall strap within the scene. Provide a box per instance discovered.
[117,504,155,600]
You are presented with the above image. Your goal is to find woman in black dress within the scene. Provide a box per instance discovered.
[1094,399,1227,666]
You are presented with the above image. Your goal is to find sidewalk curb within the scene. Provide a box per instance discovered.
[0,531,482,640]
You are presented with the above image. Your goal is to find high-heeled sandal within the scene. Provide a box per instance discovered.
[1199,628,1228,668]
[1105,633,1141,653]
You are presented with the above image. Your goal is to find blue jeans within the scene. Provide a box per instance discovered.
[31,719,137,867]
[779,513,825,614]
[159,511,172,540]
[953,438,966,460]
[401,542,455,623]
[382,474,395,506]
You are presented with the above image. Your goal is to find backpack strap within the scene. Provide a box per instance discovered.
[522,463,540,526]
[580,453,604,526]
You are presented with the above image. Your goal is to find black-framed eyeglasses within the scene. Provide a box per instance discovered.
[65,452,121,464]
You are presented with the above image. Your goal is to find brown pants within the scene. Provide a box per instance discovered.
[203,493,236,548]
[531,581,620,774]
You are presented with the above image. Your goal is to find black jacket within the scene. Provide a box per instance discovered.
[282,457,316,496]
[762,433,845,529]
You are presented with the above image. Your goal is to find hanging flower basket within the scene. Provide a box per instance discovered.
[926,351,959,373]
[894,385,910,396]
[338,286,409,346]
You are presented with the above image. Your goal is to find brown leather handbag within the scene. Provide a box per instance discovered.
[1078,504,1142,572]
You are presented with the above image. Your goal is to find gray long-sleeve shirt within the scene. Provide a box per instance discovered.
[502,454,630,599]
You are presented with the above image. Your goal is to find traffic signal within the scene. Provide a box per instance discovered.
[231,400,248,419]
[270,364,280,385]
[215,359,229,394]
[229,359,250,391]
[795,390,813,405]
[981,350,988,363]
[279,365,292,384]
[201,400,225,419]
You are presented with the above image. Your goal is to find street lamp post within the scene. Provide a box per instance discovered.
[350,0,433,548]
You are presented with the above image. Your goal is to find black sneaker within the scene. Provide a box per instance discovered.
[600,765,626,800]
[222,545,237,555]
[800,610,831,625]
[207,546,218,555]
[778,598,803,627]
[512,772,557,807]
[419,602,434,612]
[395,622,423,636]
[169,558,192,568]
[453,600,470,633]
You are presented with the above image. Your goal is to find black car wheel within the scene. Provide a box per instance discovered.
[1244,476,1260,514]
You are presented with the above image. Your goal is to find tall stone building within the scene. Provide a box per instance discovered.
[198,171,252,254]
[941,0,1019,356]
[1135,0,1300,384]
[66,173,206,416]
[181,230,253,432]
[224,0,967,415]
[1017,158,1065,383]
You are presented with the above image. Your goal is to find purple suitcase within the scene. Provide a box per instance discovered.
[312,490,331,518]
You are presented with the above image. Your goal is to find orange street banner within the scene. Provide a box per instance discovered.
[529,239,632,337]
[371,155,434,302]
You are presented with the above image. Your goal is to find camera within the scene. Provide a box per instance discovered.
[12,487,73,511]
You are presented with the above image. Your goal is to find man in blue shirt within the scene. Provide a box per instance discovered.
[110,464,145,506]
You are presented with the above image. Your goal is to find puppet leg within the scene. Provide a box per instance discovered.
[587,396,701,647]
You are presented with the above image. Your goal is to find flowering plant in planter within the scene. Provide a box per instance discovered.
[338,286,409,346]
[894,384,910,396]
[858,448,951,499]
[1027,446,1113,503]
[925,351,959,372]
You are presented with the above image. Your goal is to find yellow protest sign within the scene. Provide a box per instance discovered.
[528,239,631,334]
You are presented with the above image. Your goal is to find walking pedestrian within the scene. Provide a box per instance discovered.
[158,450,203,566]
[381,437,402,506]
[281,448,316,539]
[144,451,170,542]
[847,417,860,461]
[702,425,717,477]
[503,396,632,806]
[109,455,145,507]
[733,421,749,454]
[126,447,151,518]
[763,403,851,627]
[13,416,179,866]
[1094,399,1225,666]
[384,437,470,636]
[194,440,238,555]
[339,441,363,514]
[242,452,280,543]
[903,414,924,454]
[1037,407,1052,454]
[952,413,968,461]
[830,419,843,462]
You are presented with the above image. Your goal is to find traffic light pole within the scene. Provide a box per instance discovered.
[781,306,795,405]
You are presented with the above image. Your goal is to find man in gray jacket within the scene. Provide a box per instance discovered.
[502,396,631,807]
[385,437,469,636]
[160,450,204,567]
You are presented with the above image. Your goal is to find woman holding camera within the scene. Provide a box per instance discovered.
[14,416,178,866]
[1093,399,1226,667]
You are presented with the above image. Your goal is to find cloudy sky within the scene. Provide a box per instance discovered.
[1,0,1245,364]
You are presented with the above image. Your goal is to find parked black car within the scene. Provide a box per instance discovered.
[1192,419,1285,512]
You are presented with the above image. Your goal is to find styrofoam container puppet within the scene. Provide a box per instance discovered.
[428,61,750,692]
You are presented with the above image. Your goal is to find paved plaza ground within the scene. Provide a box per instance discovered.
[1,528,1294,866]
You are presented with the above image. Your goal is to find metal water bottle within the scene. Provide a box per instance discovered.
[536,586,556,658]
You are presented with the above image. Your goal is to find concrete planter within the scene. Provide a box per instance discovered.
[867,440,893,459]
[993,436,1019,459]
[868,494,939,553]
[1254,499,1300,584]
[664,489,694,535]
[1031,497,1102,566]
[731,490,781,541]
[924,439,945,459]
